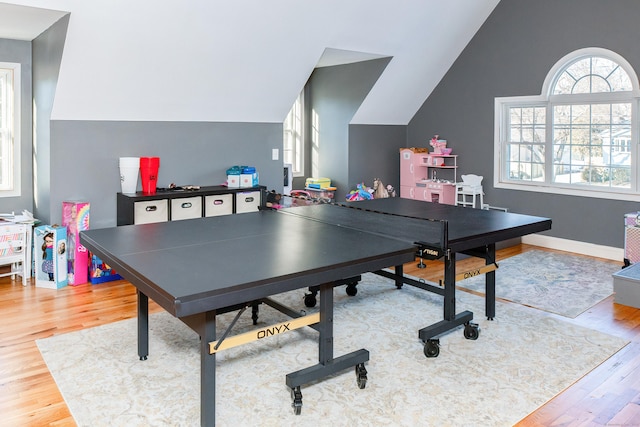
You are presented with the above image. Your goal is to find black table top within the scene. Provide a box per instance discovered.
[80,210,416,317]
[80,198,551,318]
[281,199,551,254]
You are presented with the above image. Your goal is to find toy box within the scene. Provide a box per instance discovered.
[240,166,259,188]
[305,177,331,189]
[90,253,122,284]
[613,263,640,308]
[34,225,68,289]
[624,212,640,265]
[226,165,242,188]
[62,201,90,285]
[227,174,240,188]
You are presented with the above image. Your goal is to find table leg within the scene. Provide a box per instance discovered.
[443,251,456,321]
[286,282,369,413]
[137,290,149,360]
[485,243,496,320]
[318,282,334,364]
[418,250,475,356]
[201,311,216,427]
[393,265,404,288]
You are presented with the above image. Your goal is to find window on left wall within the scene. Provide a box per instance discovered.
[283,90,305,177]
[0,63,20,196]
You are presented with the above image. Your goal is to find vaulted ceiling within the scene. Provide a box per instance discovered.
[0,1,500,125]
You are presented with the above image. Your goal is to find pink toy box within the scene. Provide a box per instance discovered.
[62,201,90,285]
[34,225,68,289]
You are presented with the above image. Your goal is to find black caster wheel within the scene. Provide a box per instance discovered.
[424,339,440,358]
[139,355,148,361]
[303,293,317,308]
[291,386,302,415]
[463,322,480,340]
[346,283,358,296]
[355,363,368,389]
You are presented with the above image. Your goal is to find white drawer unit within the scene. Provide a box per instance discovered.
[236,191,261,213]
[205,194,233,217]
[170,196,203,221]
[117,186,264,225]
[134,199,169,224]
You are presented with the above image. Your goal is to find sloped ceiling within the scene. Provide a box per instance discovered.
[1,0,500,125]
[0,2,66,40]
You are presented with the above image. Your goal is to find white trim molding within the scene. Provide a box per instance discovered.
[522,234,624,262]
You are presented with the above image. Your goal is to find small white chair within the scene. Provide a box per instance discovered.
[0,223,29,285]
[456,174,484,208]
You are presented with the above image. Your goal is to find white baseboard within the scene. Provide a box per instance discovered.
[522,234,624,262]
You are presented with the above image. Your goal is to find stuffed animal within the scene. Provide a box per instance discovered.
[264,190,282,209]
[346,183,373,201]
[373,178,390,199]
[386,184,396,197]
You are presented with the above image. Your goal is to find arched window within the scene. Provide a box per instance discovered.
[495,48,640,201]
[552,56,633,94]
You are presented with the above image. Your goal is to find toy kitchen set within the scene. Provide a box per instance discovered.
[400,136,457,205]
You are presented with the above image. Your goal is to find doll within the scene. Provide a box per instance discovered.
[42,232,55,281]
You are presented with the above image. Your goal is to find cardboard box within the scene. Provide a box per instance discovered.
[34,225,68,289]
[227,174,240,188]
[613,263,640,308]
[226,165,242,188]
[240,167,258,188]
[62,201,90,285]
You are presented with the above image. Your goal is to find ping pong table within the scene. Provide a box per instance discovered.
[80,196,551,426]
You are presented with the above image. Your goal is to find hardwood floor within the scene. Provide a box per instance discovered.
[1,244,639,426]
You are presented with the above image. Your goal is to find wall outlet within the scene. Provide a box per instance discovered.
[272,148,279,160]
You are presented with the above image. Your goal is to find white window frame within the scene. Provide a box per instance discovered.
[494,48,640,202]
[0,62,20,197]
[283,90,305,177]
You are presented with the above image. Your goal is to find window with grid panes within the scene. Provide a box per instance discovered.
[495,48,639,201]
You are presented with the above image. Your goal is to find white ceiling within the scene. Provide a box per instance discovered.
[0,1,500,125]
[316,48,390,68]
[0,2,67,41]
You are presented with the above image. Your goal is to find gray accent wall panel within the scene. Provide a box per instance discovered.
[349,124,406,195]
[0,38,33,215]
[308,58,392,201]
[32,14,69,223]
[49,121,282,228]
[408,0,640,249]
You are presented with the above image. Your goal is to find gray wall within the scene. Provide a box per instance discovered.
[49,121,282,229]
[349,124,406,194]
[308,58,395,201]
[408,0,640,248]
[0,38,33,214]
[32,14,69,223]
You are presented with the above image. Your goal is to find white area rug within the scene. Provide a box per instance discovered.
[457,249,621,318]
[37,273,627,427]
